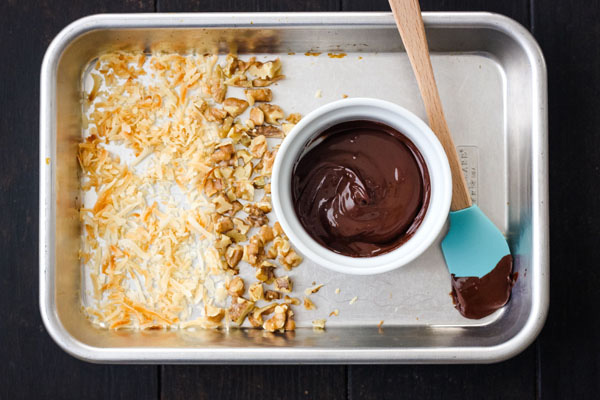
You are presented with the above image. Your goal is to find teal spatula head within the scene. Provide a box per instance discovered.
[441,205,510,278]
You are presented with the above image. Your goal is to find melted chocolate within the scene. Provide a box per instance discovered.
[451,255,517,319]
[292,120,430,257]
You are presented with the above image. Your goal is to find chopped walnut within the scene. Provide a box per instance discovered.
[258,104,284,125]
[329,309,340,317]
[284,309,296,331]
[251,125,283,138]
[245,88,273,103]
[205,107,228,122]
[211,143,235,162]
[256,262,276,284]
[257,225,274,244]
[267,236,290,259]
[208,67,227,103]
[252,75,285,87]
[223,54,238,77]
[215,216,234,233]
[248,282,264,301]
[213,194,233,214]
[264,183,271,194]
[249,303,277,328]
[286,113,302,124]
[262,149,277,174]
[248,59,281,79]
[214,234,232,251]
[263,304,288,332]
[273,222,285,237]
[265,290,282,300]
[249,107,265,125]
[236,149,253,164]
[226,74,252,88]
[280,249,302,270]
[227,276,245,297]
[228,297,254,325]
[312,319,326,330]
[274,276,292,293]
[230,200,243,215]
[249,135,267,158]
[233,162,253,180]
[225,244,243,268]
[204,178,223,197]
[233,217,251,235]
[245,205,269,227]
[242,240,262,266]
[223,98,249,117]
[224,229,247,243]
[205,304,225,323]
[303,297,316,310]
[235,180,254,201]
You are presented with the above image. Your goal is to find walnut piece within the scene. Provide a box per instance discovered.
[280,249,302,270]
[225,244,243,268]
[213,194,233,214]
[215,216,234,233]
[248,59,281,79]
[274,276,292,293]
[233,217,251,235]
[249,135,267,158]
[245,88,273,103]
[243,238,263,265]
[249,107,265,126]
[273,222,285,237]
[205,304,225,323]
[286,113,302,124]
[225,229,247,243]
[262,149,277,174]
[248,282,264,301]
[252,125,283,138]
[211,143,235,162]
[227,276,245,297]
[228,297,254,325]
[263,304,288,332]
[223,98,249,117]
[248,303,276,327]
[258,104,284,125]
[252,75,285,87]
[257,225,274,244]
[256,262,276,284]
[312,319,326,330]
[265,290,282,300]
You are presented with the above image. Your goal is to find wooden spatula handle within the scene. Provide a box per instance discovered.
[389,0,472,211]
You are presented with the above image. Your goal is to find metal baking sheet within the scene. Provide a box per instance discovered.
[39,12,549,363]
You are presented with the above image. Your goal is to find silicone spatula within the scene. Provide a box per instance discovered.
[389,0,511,278]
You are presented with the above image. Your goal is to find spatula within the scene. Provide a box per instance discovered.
[388,0,511,279]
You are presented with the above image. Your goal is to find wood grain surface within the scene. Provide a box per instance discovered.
[1,0,598,398]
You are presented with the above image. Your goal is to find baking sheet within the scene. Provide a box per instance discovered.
[40,12,548,363]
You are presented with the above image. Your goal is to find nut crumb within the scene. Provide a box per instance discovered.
[349,296,358,305]
[303,297,316,310]
[335,288,340,295]
[329,309,339,317]
[314,89,322,98]
[304,284,324,296]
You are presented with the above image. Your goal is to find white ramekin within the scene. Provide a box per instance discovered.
[271,98,452,275]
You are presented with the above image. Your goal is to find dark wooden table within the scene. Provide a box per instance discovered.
[1,0,598,398]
